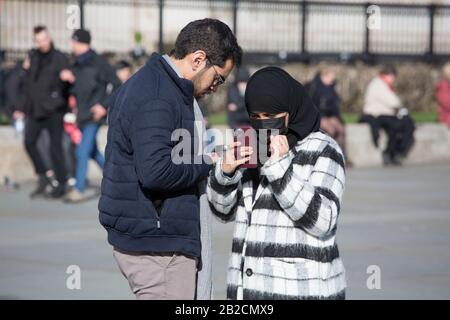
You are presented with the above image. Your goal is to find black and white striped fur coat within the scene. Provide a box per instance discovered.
[207,131,346,300]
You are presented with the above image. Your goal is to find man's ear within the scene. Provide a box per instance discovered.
[191,50,207,72]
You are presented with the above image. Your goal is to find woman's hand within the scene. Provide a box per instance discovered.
[269,135,289,162]
[206,152,220,164]
[222,141,253,175]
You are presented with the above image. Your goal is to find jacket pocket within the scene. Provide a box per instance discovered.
[263,257,312,280]
[139,185,165,230]
[40,90,65,113]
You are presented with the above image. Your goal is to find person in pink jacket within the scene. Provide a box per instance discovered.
[436,63,450,128]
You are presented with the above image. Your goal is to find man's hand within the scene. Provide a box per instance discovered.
[227,103,238,112]
[12,111,25,120]
[60,69,75,83]
[222,141,253,175]
[90,104,107,122]
[22,58,30,71]
[269,135,289,162]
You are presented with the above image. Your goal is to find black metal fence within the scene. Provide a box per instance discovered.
[1,0,450,64]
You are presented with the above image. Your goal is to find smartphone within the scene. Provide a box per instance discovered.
[233,125,258,168]
[213,144,227,158]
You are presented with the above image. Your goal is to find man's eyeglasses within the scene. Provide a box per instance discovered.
[207,59,226,87]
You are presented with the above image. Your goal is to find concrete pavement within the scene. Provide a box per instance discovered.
[0,164,449,299]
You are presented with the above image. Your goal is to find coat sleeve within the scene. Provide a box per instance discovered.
[97,57,121,108]
[206,158,242,222]
[374,80,402,110]
[130,99,212,192]
[260,142,346,239]
[57,52,70,71]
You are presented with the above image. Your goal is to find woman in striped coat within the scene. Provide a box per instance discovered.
[207,67,347,300]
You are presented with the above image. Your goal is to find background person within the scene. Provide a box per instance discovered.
[360,65,415,165]
[62,29,121,202]
[20,26,69,198]
[306,66,348,161]
[226,67,251,129]
[115,59,133,83]
[436,62,450,128]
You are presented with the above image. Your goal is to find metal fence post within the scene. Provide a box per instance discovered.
[427,4,435,59]
[79,0,85,29]
[233,0,238,36]
[301,0,307,54]
[0,0,2,61]
[159,0,164,53]
[363,2,372,62]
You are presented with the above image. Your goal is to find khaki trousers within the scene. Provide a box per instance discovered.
[113,247,197,300]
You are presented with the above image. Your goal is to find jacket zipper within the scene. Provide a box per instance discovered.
[156,208,162,229]
[154,199,164,229]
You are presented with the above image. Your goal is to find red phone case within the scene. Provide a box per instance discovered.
[233,125,258,168]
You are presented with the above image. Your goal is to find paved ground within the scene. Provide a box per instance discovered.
[1,163,450,300]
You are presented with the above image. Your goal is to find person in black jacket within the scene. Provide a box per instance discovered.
[0,66,5,116]
[4,60,28,119]
[306,67,348,159]
[19,26,69,198]
[99,19,242,300]
[226,67,251,129]
[62,29,121,203]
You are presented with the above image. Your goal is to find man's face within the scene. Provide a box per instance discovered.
[321,71,336,86]
[70,40,91,56]
[192,58,234,99]
[34,31,52,53]
[117,67,132,83]
[384,74,396,86]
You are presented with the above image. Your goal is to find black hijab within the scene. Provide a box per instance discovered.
[245,66,321,148]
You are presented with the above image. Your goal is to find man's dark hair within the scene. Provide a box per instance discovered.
[380,64,397,76]
[33,25,47,35]
[171,18,242,68]
[115,59,132,71]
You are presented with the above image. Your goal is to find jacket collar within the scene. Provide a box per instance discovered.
[35,43,55,58]
[146,53,194,106]
[162,54,182,78]
[75,49,95,65]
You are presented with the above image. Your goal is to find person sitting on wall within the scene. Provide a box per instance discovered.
[359,65,415,166]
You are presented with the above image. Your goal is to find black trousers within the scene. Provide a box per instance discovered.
[360,114,415,160]
[377,116,402,159]
[24,112,67,184]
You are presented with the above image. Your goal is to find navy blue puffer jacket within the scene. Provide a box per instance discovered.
[98,53,212,258]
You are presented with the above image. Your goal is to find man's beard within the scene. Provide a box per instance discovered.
[192,69,211,99]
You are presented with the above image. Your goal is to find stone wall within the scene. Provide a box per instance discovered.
[202,61,447,114]
[1,123,449,183]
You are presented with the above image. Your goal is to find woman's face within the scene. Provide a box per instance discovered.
[249,112,289,127]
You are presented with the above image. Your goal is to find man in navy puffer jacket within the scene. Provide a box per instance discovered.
[99,19,242,299]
